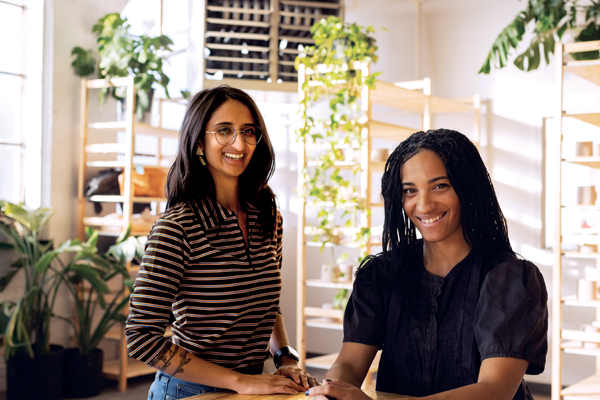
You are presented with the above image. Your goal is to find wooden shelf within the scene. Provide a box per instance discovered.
[563,156,600,168]
[88,121,178,138]
[562,374,600,396]
[562,329,600,344]
[371,80,476,114]
[563,340,600,357]
[88,195,167,203]
[563,294,600,307]
[368,120,415,141]
[565,60,600,87]
[305,306,344,320]
[563,251,600,259]
[305,318,344,330]
[305,279,353,289]
[103,358,155,380]
[565,112,600,128]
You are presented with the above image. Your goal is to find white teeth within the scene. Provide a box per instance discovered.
[225,153,243,159]
[422,215,442,224]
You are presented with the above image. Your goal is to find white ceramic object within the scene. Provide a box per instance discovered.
[371,148,389,162]
[577,186,597,206]
[321,264,334,283]
[582,324,600,349]
[576,141,594,157]
[579,279,597,301]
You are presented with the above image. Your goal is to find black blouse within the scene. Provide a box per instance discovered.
[343,242,548,399]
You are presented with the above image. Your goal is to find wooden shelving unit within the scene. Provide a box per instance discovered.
[76,77,182,391]
[552,40,600,400]
[296,67,481,389]
[203,0,343,92]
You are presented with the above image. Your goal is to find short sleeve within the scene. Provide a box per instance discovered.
[343,257,391,347]
[474,259,548,375]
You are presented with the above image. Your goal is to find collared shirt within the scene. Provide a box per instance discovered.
[125,196,283,371]
[343,241,548,399]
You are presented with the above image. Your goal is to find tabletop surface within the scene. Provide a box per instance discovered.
[187,390,410,400]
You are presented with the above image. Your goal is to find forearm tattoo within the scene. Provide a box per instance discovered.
[157,346,191,378]
[158,347,178,372]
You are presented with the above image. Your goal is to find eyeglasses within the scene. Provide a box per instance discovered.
[206,126,262,146]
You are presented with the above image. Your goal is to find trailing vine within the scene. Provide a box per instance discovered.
[295,16,380,274]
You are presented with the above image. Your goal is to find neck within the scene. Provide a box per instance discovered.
[422,237,472,278]
[214,177,241,212]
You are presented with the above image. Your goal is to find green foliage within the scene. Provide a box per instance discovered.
[71,12,174,118]
[55,226,144,354]
[295,16,379,263]
[480,0,600,74]
[0,201,144,359]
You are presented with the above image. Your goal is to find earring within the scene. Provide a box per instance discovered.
[196,146,206,166]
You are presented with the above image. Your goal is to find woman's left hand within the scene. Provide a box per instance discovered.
[274,365,320,389]
[307,379,370,400]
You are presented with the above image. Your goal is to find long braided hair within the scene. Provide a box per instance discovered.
[165,85,277,234]
[370,129,514,304]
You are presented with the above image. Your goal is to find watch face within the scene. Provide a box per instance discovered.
[288,346,299,358]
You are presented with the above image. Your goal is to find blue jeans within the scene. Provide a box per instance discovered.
[148,371,228,400]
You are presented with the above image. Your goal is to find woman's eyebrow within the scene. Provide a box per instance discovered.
[429,176,449,184]
[402,176,448,186]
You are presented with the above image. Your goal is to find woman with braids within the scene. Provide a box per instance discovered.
[126,85,317,400]
[306,129,547,400]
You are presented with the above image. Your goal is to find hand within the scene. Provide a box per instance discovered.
[235,373,306,395]
[306,379,370,400]
[275,365,320,389]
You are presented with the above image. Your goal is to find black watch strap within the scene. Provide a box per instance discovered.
[273,345,299,369]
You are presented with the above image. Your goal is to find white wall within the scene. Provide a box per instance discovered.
[32,0,588,389]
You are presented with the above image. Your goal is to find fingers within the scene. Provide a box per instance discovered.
[326,379,355,388]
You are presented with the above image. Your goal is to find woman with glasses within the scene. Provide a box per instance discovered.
[126,85,317,400]
[306,129,548,400]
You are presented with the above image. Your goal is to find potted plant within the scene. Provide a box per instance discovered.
[295,16,376,265]
[0,201,86,400]
[56,226,143,398]
[71,12,174,119]
[479,0,600,74]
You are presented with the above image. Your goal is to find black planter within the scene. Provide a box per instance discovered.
[7,344,65,400]
[64,347,104,398]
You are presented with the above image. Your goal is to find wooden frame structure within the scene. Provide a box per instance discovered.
[552,39,600,400]
[77,77,181,391]
[295,65,481,388]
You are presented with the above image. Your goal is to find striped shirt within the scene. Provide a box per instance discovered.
[125,196,283,371]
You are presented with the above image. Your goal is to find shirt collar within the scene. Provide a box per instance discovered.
[191,196,257,231]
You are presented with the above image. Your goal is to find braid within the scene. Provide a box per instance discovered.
[374,129,514,307]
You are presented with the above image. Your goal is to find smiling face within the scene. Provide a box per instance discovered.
[200,99,257,186]
[401,150,465,248]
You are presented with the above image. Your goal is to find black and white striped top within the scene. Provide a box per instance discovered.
[125,196,283,371]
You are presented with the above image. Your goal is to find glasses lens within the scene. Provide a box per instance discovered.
[215,127,234,145]
[243,127,262,145]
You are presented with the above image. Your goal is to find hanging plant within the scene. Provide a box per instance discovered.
[479,0,600,74]
[295,16,380,266]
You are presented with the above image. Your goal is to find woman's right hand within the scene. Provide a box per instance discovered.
[306,379,371,400]
[235,373,306,394]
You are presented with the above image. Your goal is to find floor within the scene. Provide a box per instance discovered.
[0,369,552,400]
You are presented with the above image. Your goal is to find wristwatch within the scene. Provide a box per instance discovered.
[273,345,300,369]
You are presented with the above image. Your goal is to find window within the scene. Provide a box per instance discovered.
[0,0,43,207]
[0,0,25,203]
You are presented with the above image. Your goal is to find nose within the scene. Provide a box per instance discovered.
[416,191,435,213]
[230,130,247,150]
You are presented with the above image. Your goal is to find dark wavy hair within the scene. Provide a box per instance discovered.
[165,85,277,233]
[367,129,514,300]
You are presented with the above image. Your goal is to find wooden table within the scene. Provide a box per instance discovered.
[187,390,411,400]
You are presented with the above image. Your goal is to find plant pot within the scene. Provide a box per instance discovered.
[64,347,104,398]
[7,344,65,400]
